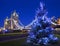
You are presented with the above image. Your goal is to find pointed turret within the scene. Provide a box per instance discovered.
[12,10,19,17]
[5,17,9,21]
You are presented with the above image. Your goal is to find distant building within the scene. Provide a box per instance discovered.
[54,18,60,31]
[57,18,60,25]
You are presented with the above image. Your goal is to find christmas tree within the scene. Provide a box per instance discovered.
[26,2,58,46]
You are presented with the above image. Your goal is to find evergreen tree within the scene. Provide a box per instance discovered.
[26,2,58,46]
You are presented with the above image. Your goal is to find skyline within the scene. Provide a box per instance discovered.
[0,0,60,27]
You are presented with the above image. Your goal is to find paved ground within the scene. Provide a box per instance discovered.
[0,34,60,46]
[0,32,60,46]
[0,34,27,42]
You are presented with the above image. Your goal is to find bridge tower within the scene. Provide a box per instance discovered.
[4,11,24,30]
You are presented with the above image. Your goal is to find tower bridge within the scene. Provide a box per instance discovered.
[0,2,60,33]
[3,10,60,32]
[3,11,33,32]
[4,11,25,31]
[3,2,60,32]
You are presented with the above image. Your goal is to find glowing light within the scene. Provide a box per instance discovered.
[30,35,35,39]
[5,22,8,25]
[27,39,30,43]
[38,30,43,32]
[3,28,5,30]
[49,34,54,39]
[42,37,49,45]
[38,39,42,44]
[57,18,60,25]
[5,29,8,32]
[11,26,13,29]
[53,37,58,41]
[0,29,2,32]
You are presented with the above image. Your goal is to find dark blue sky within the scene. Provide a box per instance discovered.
[0,0,60,27]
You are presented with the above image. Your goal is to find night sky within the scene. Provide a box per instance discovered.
[0,0,60,27]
